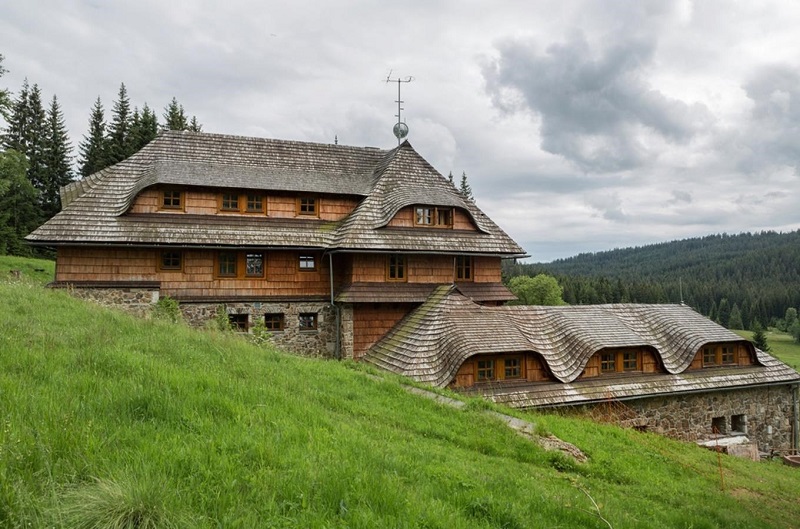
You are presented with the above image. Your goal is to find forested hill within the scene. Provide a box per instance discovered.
[505,230,800,328]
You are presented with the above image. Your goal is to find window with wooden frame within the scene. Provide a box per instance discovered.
[600,350,641,374]
[386,254,407,281]
[217,192,266,214]
[245,252,265,277]
[702,345,737,367]
[297,197,318,216]
[476,359,495,382]
[220,193,240,211]
[158,251,182,271]
[414,206,453,228]
[228,313,249,332]
[503,357,522,379]
[217,252,238,277]
[245,194,265,213]
[455,256,473,281]
[264,313,285,331]
[298,254,317,271]
[161,190,184,210]
[215,251,266,279]
[299,313,317,331]
[436,207,453,227]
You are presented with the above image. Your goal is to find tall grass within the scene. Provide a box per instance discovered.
[1,271,799,527]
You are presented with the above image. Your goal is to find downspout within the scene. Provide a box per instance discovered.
[329,253,341,360]
[793,383,799,453]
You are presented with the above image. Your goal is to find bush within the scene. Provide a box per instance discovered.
[151,295,181,323]
[249,317,273,347]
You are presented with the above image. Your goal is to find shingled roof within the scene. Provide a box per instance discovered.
[363,288,800,401]
[28,131,526,256]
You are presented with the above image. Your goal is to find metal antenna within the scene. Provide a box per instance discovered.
[385,70,413,144]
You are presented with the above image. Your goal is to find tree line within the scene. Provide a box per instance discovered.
[503,231,800,335]
[0,53,201,256]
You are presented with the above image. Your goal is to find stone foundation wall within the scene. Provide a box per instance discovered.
[180,301,337,358]
[577,385,797,452]
[339,304,354,359]
[60,286,160,318]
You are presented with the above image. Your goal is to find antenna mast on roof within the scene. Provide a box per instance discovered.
[385,70,413,145]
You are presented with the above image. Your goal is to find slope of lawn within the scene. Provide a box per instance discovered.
[1,262,799,528]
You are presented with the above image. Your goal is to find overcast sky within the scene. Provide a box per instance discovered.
[3,1,800,262]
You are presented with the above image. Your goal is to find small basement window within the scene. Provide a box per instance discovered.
[731,414,747,434]
[711,416,726,435]
[299,313,318,331]
[228,313,249,332]
[264,313,285,331]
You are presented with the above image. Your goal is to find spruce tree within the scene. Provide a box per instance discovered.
[163,97,188,131]
[42,95,73,218]
[717,298,730,327]
[2,78,30,152]
[728,303,743,330]
[78,97,108,177]
[459,171,474,200]
[0,54,11,122]
[751,321,770,352]
[106,83,132,165]
[188,115,202,132]
[447,171,454,186]
[0,149,39,255]
[129,103,158,151]
[24,84,48,199]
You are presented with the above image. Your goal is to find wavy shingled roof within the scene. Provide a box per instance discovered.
[363,288,796,391]
[29,131,525,256]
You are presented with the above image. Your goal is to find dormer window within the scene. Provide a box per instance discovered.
[161,190,183,210]
[297,197,318,216]
[414,206,453,228]
[600,350,641,373]
[702,345,738,367]
[218,192,266,214]
[221,193,239,211]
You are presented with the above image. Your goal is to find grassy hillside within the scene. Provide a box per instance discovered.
[2,265,800,527]
[734,329,800,371]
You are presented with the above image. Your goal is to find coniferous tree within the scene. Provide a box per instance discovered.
[717,298,730,328]
[129,103,158,151]
[2,78,30,152]
[78,97,108,177]
[0,54,11,122]
[106,83,132,165]
[42,95,73,218]
[163,97,188,131]
[24,84,48,198]
[751,321,770,352]
[0,149,39,255]
[459,171,473,200]
[447,171,454,186]
[188,115,202,132]
[728,303,743,330]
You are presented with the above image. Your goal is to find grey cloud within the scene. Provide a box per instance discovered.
[585,192,629,222]
[483,31,711,172]
[739,64,800,175]
[668,190,692,205]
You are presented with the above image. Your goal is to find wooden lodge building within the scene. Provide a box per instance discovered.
[28,130,800,453]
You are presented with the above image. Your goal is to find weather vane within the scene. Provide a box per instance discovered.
[385,70,413,144]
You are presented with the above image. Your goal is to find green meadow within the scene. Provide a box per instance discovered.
[1,260,799,528]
